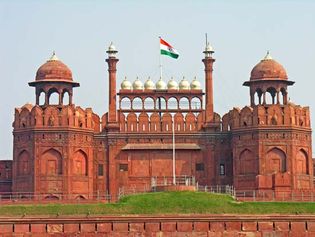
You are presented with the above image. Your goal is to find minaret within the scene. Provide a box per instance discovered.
[202,41,215,124]
[106,42,119,127]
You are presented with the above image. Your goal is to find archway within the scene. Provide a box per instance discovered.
[296,149,308,174]
[239,149,257,175]
[265,148,286,174]
[18,150,30,176]
[40,149,62,175]
[73,150,88,176]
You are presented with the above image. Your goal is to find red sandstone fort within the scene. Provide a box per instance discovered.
[0,42,313,201]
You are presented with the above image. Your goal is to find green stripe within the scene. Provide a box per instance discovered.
[161,49,179,59]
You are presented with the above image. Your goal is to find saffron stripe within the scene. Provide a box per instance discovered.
[160,38,173,48]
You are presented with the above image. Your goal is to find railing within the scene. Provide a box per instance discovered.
[236,190,315,202]
[0,192,112,204]
[196,184,235,197]
[151,175,196,188]
[117,175,235,200]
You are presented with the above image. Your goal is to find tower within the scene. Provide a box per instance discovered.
[106,42,119,130]
[202,42,215,125]
[13,52,97,200]
[223,52,313,195]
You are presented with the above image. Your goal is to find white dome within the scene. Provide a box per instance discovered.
[144,77,155,90]
[121,77,132,90]
[167,77,179,90]
[179,77,190,90]
[156,78,167,90]
[133,77,143,90]
[190,77,201,90]
[108,42,116,52]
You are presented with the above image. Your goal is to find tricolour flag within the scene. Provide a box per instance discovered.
[160,38,179,59]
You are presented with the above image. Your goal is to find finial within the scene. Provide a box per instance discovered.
[203,37,214,58]
[263,50,272,60]
[48,51,59,61]
[106,42,118,57]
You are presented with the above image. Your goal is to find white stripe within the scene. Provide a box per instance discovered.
[160,44,179,55]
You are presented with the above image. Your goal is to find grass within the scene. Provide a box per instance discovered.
[1,191,315,216]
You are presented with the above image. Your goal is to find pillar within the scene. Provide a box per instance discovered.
[106,45,119,124]
[202,50,215,123]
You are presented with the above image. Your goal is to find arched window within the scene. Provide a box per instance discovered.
[157,97,166,110]
[239,149,257,175]
[191,97,201,110]
[39,91,45,105]
[254,88,263,105]
[40,149,62,175]
[144,97,155,110]
[18,150,30,176]
[265,148,286,174]
[120,97,131,110]
[266,87,277,105]
[132,97,142,110]
[179,97,189,110]
[62,91,70,105]
[73,150,88,176]
[48,89,59,105]
[167,97,178,110]
[296,149,308,174]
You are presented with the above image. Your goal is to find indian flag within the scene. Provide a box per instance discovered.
[160,38,179,59]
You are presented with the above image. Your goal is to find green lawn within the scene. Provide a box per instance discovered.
[1,191,315,216]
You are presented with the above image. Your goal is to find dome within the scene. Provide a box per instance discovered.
[121,77,132,90]
[179,77,190,90]
[144,77,155,90]
[35,52,73,82]
[132,77,144,90]
[167,77,179,90]
[190,77,201,90]
[156,78,167,90]
[250,51,288,81]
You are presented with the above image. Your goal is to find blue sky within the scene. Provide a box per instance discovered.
[0,0,315,158]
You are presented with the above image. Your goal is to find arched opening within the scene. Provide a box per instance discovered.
[40,149,62,175]
[62,90,70,105]
[265,148,286,174]
[296,149,308,174]
[144,97,155,110]
[266,87,277,105]
[157,97,167,110]
[75,195,86,200]
[132,97,142,110]
[239,149,257,175]
[39,91,45,106]
[191,97,201,110]
[254,88,263,105]
[167,97,178,110]
[48,89,60,105]
[179,97,189,110]
[18,150,30,176]
[120,97,131,110]
[44,195,60,200]
[73,150,88,176]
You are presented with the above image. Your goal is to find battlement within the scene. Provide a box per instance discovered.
[13,104,101,133]
[222,103,310,131]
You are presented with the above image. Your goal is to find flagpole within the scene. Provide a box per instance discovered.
[172,115,176,185]
[159,36,162,79]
